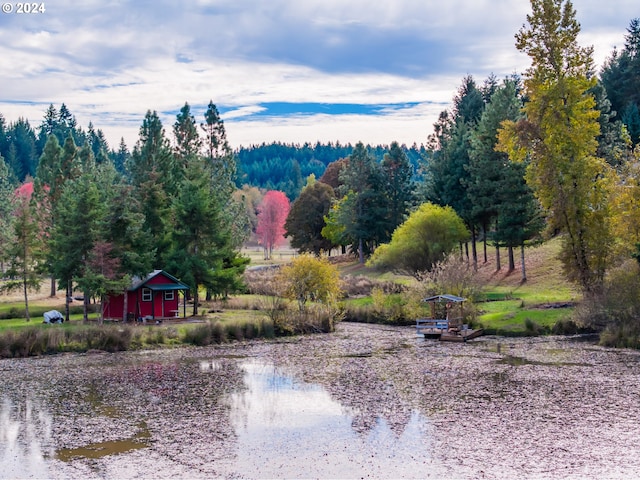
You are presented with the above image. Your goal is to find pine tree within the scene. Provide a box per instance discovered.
[166,156,229,314]
[467,78,523,268]
[173,102,202,164]
[51,173,107,321]
[201,101,235,198]
[380,141,415,242]
[127,111,176,265]
[338,142,385,263]
[0,155,17,272]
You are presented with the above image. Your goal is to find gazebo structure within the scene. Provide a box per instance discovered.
[416,294,483,342]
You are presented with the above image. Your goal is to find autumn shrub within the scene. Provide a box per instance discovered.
[524,318,547,336]
[228,324,245,341]
[342,304,387,324]
[575,260,640,325]
[370,288,413,324]
[551,318,583,335]
[570,260,640,347]
[273,304,341,335]
[0,326,69,357]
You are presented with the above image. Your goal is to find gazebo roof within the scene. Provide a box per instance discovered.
[422,294,466,303]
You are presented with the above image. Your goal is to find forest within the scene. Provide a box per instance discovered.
[1,5,640,338]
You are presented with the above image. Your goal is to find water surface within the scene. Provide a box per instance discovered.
[1,323,640,479]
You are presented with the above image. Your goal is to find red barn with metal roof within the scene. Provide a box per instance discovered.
[102,270,189,322]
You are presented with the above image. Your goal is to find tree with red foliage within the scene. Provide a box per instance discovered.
[1,182,43,321]
[255,191,291,260]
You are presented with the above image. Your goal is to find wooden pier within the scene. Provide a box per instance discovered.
[416,294,484,342]
[416,319,484,342]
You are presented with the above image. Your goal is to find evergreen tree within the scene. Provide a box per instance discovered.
[0,155,16,272]
[426,76,486,268]
[622,102,640,146]
[467,78,523,268]
[380,141,415,242]
[113,138,129,174]
[201,101,235,196]
[8,118,37,181]
[600,18,640,147]
[591,81,632,168]
[338,142,386,263]
[2,183,43,321]
[173,102,202,164]
[50,173,107,321]
[127,110,176,265]
[166,156,231,314]
[495,160,544,279]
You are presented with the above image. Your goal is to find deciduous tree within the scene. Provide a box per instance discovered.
[367,202,469,277]
[285,181,336,255]
[497,0,615,294]
[256,190,291,260]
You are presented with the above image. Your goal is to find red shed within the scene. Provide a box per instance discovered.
[102,270,190,322]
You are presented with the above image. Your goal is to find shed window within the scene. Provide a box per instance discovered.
[164,291,174,301]
[142,288,152,302]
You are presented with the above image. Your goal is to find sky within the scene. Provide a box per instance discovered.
[0,0,637,151]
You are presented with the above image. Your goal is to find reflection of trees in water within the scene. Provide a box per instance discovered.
[331,358,413,437]
[0,396,53,478]
[267,351,415,438]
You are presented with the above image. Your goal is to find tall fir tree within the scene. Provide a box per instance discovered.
[380,141,415,242]
[127,110,176,265]
[338,142,386,263]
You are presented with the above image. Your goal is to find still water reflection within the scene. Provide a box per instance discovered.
[0,397,52,479]
[2,357,433,479]
[221,360,434,478]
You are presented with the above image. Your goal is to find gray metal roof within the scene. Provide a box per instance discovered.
[422,294,466,303]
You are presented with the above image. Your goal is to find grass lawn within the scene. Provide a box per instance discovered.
[472,237,580,333]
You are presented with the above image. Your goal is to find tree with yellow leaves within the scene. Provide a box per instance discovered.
[497,0,615,295]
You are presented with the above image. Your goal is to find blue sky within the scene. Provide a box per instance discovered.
[0,0,637,150]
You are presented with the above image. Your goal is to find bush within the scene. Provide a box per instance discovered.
[367,202,469,276]
[524,318,547,336]
[85,326,132,352]
[573,260,640,336]
[278,255,342,310]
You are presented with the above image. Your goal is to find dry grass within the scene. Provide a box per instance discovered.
[472,236,580,303]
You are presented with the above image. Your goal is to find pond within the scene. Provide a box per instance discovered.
[2,323,640,479]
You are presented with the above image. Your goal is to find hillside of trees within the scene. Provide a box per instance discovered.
[236,142,426,199]
[1,4,640,338]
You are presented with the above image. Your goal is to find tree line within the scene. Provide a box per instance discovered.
[0,102,248,321]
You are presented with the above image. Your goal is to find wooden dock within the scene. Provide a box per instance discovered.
[416,319,484,342]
